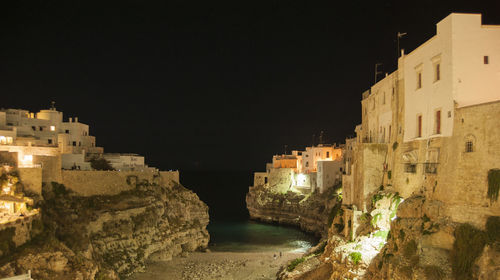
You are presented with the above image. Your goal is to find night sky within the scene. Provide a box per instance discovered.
[1,1,499,172]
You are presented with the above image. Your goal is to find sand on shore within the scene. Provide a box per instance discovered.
[127,251,302,280]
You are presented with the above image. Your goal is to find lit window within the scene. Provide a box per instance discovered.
[50,126,55,131]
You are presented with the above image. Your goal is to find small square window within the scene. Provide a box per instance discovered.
[48,139,53,144]
[39,126,43,131]
[65,130,70,134]
[484,56,489,64]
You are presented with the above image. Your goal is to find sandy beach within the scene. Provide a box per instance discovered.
[127,251,302,280]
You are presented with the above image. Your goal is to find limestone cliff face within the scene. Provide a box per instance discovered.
[278,194,500,280]
[0,181,209,280]
[246,185,340,237]
[365,196,500,280]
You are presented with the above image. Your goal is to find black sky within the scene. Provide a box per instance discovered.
[1,0,499,172]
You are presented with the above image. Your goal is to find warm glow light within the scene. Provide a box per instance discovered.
[19,154,33,167]
[50,125,55,131]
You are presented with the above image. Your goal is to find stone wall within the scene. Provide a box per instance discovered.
[349,143,387,211]
[18,167,42,195]
[61,170,180,196]
[435,101,500,227]
[35,154,62,184]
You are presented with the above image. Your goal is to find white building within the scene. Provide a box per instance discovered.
[102,153,147,171]
[0,106,104,169]
[403,13,500,142]
[301,144,342,173]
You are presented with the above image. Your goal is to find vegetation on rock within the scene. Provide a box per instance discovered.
[349,252,362,265]
[487,169,500,202]
[90,158,115,171]
[451,223,487,280]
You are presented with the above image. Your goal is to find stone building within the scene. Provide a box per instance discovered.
[342,13,500,237]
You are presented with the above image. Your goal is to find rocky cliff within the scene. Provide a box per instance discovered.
[0,181,209,280]
[246,185,341,237]
[277,193,500,280]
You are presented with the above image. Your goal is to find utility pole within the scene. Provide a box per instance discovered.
[397,32,407,58]
[374,63,383,83]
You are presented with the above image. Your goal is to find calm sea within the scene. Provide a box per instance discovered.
[181,170,318,253]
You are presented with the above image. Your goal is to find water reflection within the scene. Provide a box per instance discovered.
[208,220,318,253]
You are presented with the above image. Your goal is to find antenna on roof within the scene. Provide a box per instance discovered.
[397,32,407,58]
[284,144,288,155]
[50,101,56,110]
[319,131,324,145]
[312,134,316,147]
[374,63,383,83]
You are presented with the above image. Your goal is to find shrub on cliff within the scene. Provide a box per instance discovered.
[90,158,114,171]
[451,223,487,280]
[287,257,305,271]
[349,252,362,265]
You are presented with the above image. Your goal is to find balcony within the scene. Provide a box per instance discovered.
[424,163,438,174]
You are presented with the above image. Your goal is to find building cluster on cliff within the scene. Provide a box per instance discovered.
[251,13,500,238]
[0,104,180,246]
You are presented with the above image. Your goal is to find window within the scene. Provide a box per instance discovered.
[435,64,440,81]
[48,139,53,144]
[465,141,473,153]
[484,56,489,64]
[326,151,330,158]
[305,162,309,167]
[404,164,417,173]
[417,72,422,89]
[39,126,43,131]
[72,141,77,146]
[65,130,70,134]
[417,115,422,138]
[32,126,36,131]
[50,126,55,131]
[425,163,438,174]
[435,110,441,134]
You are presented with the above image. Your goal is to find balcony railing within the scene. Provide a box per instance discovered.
[424,163,438,174]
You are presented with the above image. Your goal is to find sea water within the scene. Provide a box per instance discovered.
[181,170,319,253]
[208,220,318,253]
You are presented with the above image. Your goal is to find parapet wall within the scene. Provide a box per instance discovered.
[18,167,42,195]
[61,170,180,196]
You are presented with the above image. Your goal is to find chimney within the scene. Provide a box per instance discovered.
[401,49,405,56]
[69,117,72,123]
[75,117,78,123]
